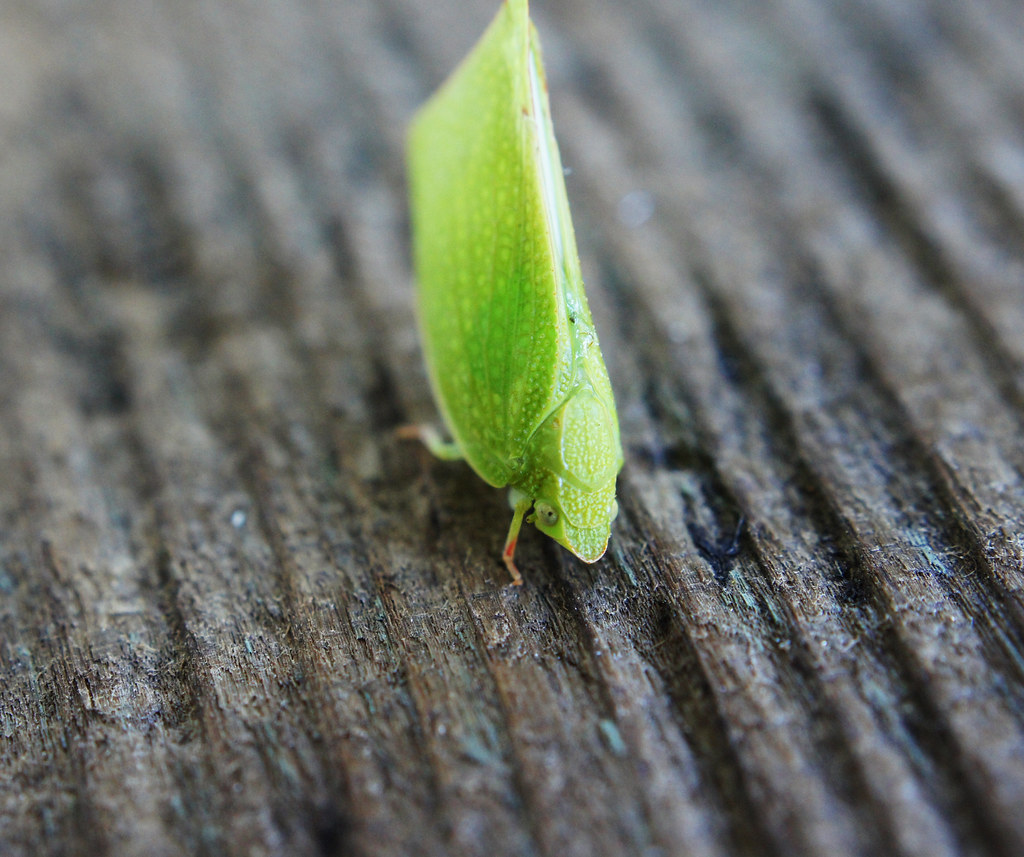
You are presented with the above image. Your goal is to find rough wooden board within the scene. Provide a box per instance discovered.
[1,0,1023,855]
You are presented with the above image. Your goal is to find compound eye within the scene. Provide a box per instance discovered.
[534,501,559,528]
[609,499,619,521]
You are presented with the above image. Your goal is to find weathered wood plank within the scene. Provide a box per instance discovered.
[1,0,1023,855]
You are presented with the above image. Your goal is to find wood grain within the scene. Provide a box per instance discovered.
[1,0,1023,855]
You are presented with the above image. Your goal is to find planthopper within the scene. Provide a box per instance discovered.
[405,0,622,585]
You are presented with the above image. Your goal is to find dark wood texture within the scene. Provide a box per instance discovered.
[2,0,1024,855]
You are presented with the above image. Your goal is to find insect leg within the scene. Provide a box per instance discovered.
[502,491,533,586]
[396,424,463,460]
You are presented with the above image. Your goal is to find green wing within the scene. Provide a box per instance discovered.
[408,0,613,488]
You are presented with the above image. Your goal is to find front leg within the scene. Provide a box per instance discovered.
[502,489,533,587]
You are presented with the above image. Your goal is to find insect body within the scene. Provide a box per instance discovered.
[406,0,622,584]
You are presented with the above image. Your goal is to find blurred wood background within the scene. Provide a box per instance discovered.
[2,0,1024,855]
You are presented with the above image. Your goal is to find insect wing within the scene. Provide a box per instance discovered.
[407,0,574,488]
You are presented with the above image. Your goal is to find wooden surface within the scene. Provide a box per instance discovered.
[2,0,1024,855]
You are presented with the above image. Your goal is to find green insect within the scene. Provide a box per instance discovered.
[405,0,622,585]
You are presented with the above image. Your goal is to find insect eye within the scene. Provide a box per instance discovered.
[534,502,559,527]
[609,499,619,521]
